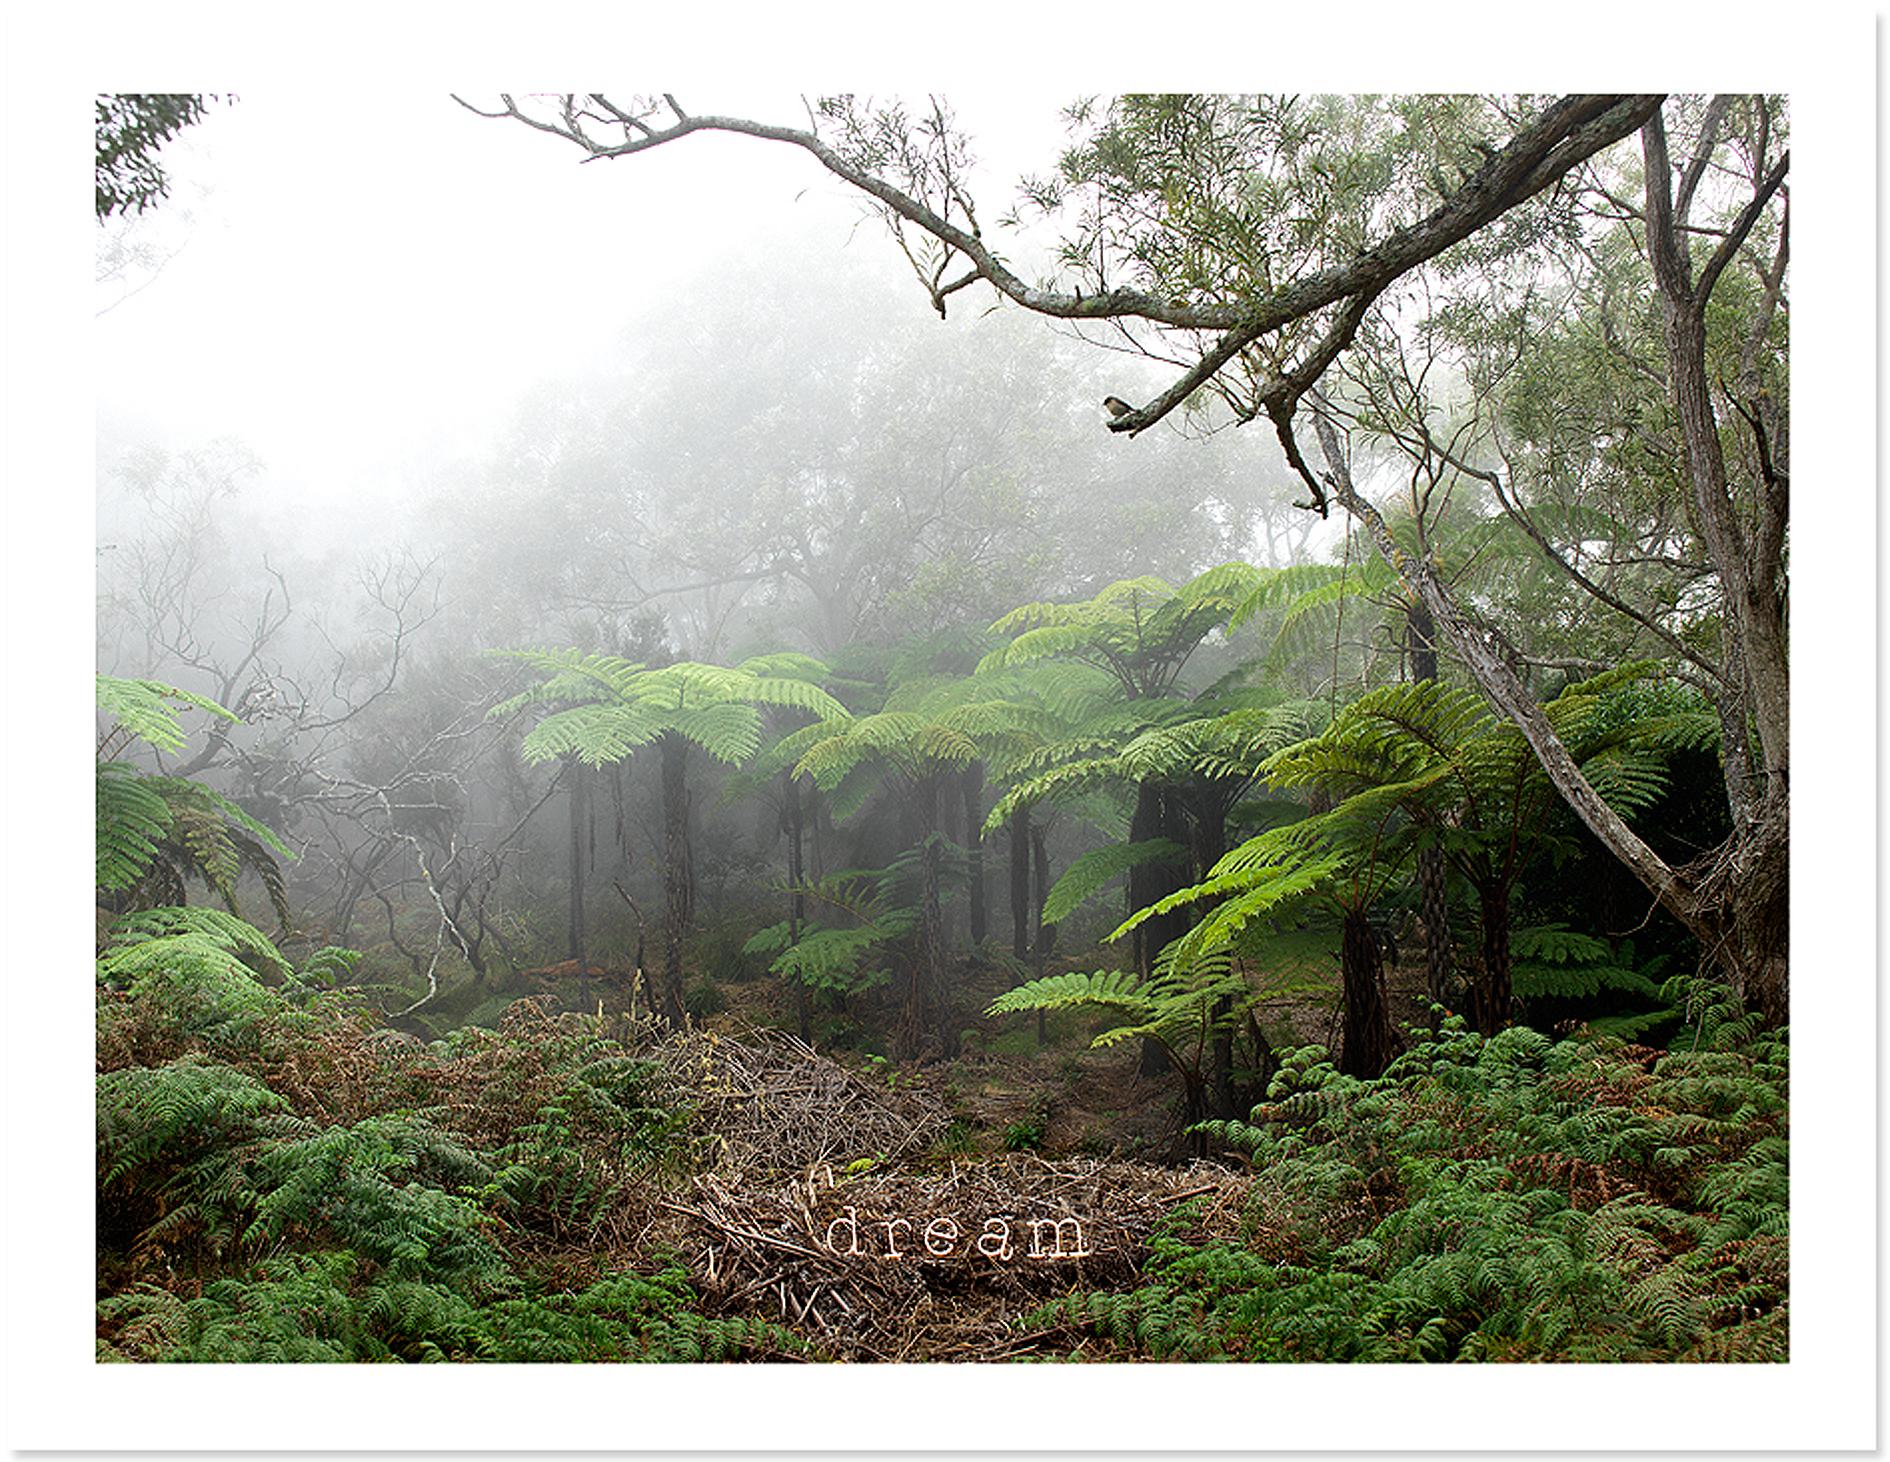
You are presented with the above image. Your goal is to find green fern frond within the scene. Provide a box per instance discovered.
[97,674,238,753]
[105,905,290,973]
[519,704,666,765]
[1041,839,1188,926]
[97,762,172,891]
[986,969,1156,1017]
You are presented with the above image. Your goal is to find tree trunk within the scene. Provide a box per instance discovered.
[658,733,691,1028]
[963,763,987,946]
[1009,805,1032,961]
[566,758,587,968]
[1418,848,1451,1030]
[1339,908,1398,1078]
[1128,782,1190,975]
[1697,787,1790,1025]
[1406,598,1453,1031]
[1469,882,1512,1035]
[1189,786,1237,1118]
[786,774,810,1043]
[1130,781,1190,1077]
[904,775,951,1060]
[1643,115,1791,795]
[1030,819,1056,1046]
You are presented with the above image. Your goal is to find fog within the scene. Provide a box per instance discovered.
[95,90,1084,537]
[87,88,1336,1033]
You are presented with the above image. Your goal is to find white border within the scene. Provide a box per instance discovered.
[4,2,1874,1452]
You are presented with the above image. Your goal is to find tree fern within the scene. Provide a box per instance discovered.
[96,673,238,755]
[96,762,173,893]
[96,672,293,927]
[494,649,848,767]
[1039,838,1186,926]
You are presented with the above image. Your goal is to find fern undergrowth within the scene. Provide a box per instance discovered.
[96,932,799,1363]
[1027,984,1787,1362]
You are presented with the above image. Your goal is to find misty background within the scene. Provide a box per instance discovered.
[92,91,1319,1007]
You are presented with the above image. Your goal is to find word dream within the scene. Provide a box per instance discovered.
[821,1205,1092,1262]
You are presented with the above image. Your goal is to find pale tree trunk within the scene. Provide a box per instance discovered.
[1310,401,1786,1023]
[1641,110,1790,1025]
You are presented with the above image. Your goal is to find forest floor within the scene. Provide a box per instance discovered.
[97,947,1790,1363]
[698,943,1437,1166]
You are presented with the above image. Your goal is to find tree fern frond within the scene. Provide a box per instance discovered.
[517,704,665,766]
[97,674,238,753]
[1041,838,1187,926]
[986,969,1157,1017]
[97,762,172,892]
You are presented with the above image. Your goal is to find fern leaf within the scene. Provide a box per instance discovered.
[1041,839,1188,926]
[97,674,238,753]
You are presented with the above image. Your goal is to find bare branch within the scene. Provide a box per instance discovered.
[465,93,1661,441]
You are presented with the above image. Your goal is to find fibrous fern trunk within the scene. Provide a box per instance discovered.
[1339,910,1397,1078]
[1418,847,1451,1032]
[1009,806,1031,961]
[785,774,810,1042]
[658,733,692,1028]
[1470,884,1512,1035]
[1190,791,1237,1118]
[1130,782,1189,1077]
[1030,819,1055,1047]
[919,830,950,1057]
[897,775,953,1061]
[1406,606,1452,1033]
[566,758,587,969]
[963,763,986,946]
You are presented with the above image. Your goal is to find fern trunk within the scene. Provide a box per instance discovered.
[1406,599,1452,1034]
[1339,909,1398,1078]
[963,763,986,946]
[658,734,691,1028]
[785,774,810,1043]
[1190,786,1238,1117]
[1418,846,1451,1032]
[897,776,952,1061]
[1009,806,1031,961]
[1130,782,1189,1077]
[1030,820,1055,1047]
[566,758,587,968]
[1470,883,1512,1035]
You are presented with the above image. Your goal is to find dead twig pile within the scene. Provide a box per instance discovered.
[638,1020,1242,1359]
[652,1023,951,1181]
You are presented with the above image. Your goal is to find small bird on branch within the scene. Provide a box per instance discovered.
[1102,396,1134,419]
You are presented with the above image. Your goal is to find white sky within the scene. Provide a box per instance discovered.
[94,89,1078,527]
